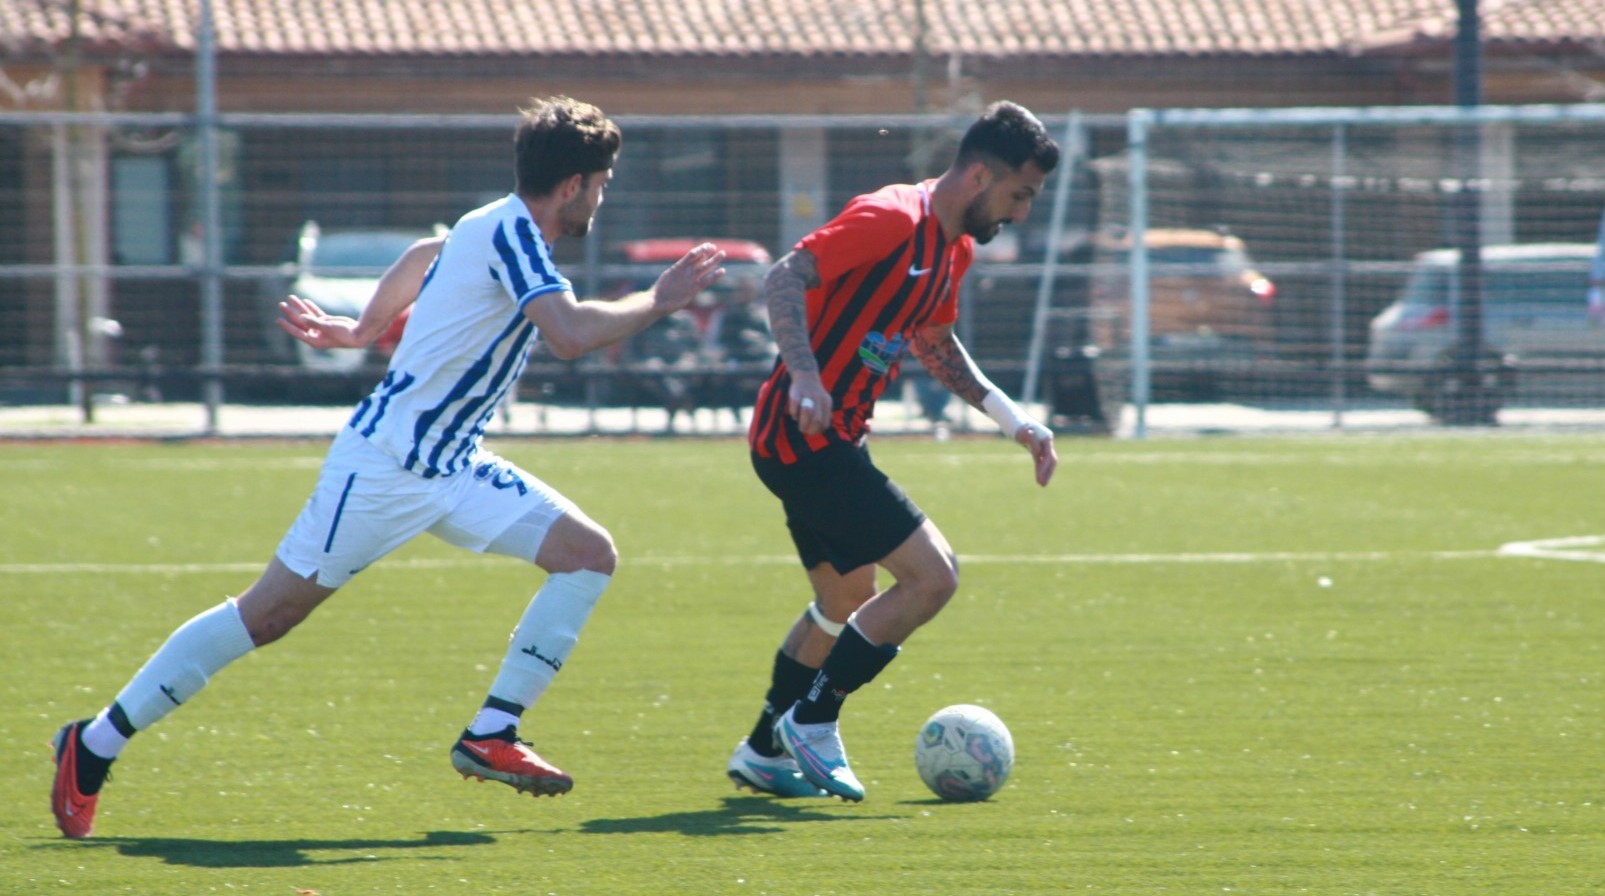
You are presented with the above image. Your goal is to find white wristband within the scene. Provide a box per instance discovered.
[982,388,1034,436]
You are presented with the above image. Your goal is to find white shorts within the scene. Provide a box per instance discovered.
[277,427,577,588]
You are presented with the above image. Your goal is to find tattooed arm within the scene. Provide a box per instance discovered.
[911,322,992,408]
[913,321,1058,486]
[766,249,833,434]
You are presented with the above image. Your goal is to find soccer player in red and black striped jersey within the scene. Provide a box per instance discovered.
[726,102,1060,801]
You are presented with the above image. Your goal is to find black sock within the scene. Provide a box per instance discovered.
[463,697,525,741]
[108,702,136,739]
[791,625,899,725]
[73,725,114,796]
[747,650,819,756]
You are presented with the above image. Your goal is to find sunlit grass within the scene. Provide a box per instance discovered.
[3,433,1602,894]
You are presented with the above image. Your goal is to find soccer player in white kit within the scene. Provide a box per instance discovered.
[48,96,727,838]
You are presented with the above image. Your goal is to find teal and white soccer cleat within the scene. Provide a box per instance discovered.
[726,738,829,798]
[772,706,865,802]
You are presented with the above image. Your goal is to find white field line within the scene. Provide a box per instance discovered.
[1496,534,1605,564]
[0,548,1503,576]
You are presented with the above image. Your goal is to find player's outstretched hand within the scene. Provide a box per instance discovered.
[1016,423,1056,487]
[653,243,727,312]
[277,295,364,349]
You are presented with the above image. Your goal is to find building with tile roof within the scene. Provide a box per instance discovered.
[2,1,1604,374]
[2,0,1605,115]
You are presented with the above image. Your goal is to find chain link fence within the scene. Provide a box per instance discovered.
[3,105,1604,437]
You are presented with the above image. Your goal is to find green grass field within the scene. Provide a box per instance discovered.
[3,433,1603,895]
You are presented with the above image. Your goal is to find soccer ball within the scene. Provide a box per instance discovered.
[914,704,1014,802]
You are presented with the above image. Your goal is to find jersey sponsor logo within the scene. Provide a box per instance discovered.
[857,331,908,374]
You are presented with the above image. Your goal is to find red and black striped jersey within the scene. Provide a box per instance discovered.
[749,181,974,464]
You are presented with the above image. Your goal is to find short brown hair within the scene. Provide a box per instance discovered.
[514,96,622,198]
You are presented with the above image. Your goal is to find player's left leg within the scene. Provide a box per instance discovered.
[432,452,612,797]
[730,564,871,798]
[776,520,959,801]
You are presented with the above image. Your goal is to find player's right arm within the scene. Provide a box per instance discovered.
[525,243,725,360]
[766,248,832,435]
[276,236,444,349]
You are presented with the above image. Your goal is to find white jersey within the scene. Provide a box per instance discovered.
[348,194,570,478]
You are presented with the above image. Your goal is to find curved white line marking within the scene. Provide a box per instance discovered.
[1497,534,1605,564]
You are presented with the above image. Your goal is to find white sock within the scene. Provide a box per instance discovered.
[481,570,610,725]
[111,599,256,733]
[467,707,521,737]
[81,709,130,759]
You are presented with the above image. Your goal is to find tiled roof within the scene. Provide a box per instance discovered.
[3,0,1604,59]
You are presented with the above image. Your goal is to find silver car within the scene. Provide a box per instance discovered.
[1365,243,1603,412]
[275,221,445,372]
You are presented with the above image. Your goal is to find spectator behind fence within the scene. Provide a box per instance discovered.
[703,271,778,425]
[619,308,705,431]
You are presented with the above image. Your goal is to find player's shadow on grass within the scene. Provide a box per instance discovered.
[79,829,496,868]
[578,794,896,837]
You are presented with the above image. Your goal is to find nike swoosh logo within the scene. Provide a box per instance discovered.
[464,742,493,757]
[908,264,932,277]
[744,763,778,783]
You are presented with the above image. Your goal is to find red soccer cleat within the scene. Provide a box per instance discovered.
[450,728,573,797]
[50,720,105,839]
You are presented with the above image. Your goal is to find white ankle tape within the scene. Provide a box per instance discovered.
[807,602,846,637]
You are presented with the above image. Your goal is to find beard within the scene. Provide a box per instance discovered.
[558,196,597,238]
[560,208,594,238]
[961,197,1005,244]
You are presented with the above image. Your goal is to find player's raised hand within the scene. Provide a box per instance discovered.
[652,243,726,312]
[277,295,364,349]
[1016,422,1057,486]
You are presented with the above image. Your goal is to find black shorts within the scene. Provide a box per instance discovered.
[751,441,927,575]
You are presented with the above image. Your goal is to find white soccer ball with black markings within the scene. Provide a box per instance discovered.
[914,703,1014,802]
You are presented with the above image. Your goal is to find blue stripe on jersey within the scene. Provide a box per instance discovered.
[348,371,388,430]
[403,311,535,477]
[357,370,416,437]
[426,319,537,476]
[491,225,531,297]
[439,355,528,474]
[349,370,414,435]
[514,218,566,295]
[517,281,570,312]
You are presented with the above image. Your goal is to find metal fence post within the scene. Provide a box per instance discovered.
[1022,110,1083,407]
[1329,123,1349,428]
[197,0,224,433]
[1127,110,1152,439]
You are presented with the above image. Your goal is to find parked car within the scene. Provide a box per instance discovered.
[1365,243,1602,416]
[1088,227,1277,397]
[266,220,446,373]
